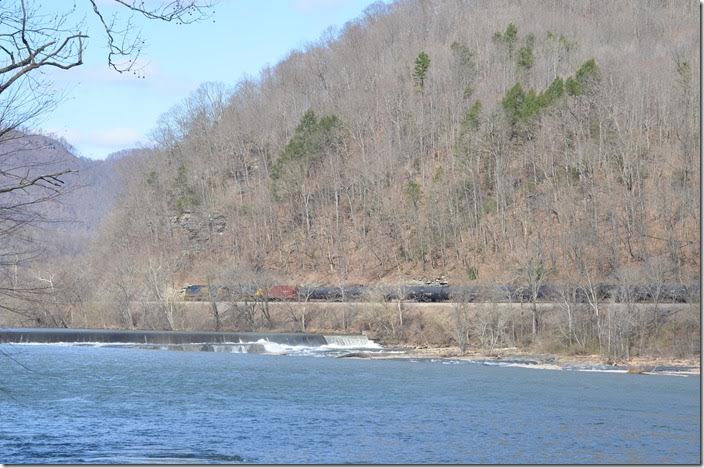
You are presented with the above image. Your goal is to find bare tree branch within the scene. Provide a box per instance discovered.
[0,168,77,194]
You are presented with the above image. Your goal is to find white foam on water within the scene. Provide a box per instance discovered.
[199,338,386,357]
[255,339,304,355]
[209,344,247,353]
[642,371,693,377]
[479,361,563,371]
[323,335,381,349]
[6,337,386,359]
[319,342,382,350]
[471,360,697,376]
[8,340,362,356]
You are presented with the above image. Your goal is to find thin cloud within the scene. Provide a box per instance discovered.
[46,60,197,94]
[290,0,348,13]
[47,127,144,153]
[88,127,143,147]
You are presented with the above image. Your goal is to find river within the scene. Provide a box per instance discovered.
[0,344,700,463]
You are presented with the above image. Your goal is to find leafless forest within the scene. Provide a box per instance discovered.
[0,0,700,360]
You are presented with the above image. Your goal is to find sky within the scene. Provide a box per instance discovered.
[38,0,381,160]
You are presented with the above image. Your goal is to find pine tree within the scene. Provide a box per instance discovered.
[413,52,431,91]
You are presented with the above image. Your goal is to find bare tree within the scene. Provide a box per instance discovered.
[205,275,222,331]
[450,289,472,354]
[555,281,580,350]
[0,0,212,321]
[517,257,548,339]
[472,305,508,355]
[144,256,175,330]
[287,285,315,332]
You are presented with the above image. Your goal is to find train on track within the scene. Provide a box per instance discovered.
[176,283,699,304]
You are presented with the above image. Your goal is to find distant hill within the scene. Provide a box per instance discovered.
[0,133,122,256]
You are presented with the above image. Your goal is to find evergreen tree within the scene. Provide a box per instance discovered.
[172,163,200,214]
[565,76,581,96]
[271,110,346,200]
[464,100,482,131]
[538,76,564,106]
[566,59,600,96]
[404,180,422,208]
[517,44,534,70]
[494,23,519,57]
[502,82,526,128]
[413,51,431,90]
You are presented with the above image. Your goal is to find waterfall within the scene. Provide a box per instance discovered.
[323,334,378,348]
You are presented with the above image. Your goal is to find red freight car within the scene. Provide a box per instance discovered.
[260,285,298,301]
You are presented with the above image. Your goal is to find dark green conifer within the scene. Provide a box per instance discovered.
[413,52,431,90]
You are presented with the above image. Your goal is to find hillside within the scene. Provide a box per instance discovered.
[86,0,698,292]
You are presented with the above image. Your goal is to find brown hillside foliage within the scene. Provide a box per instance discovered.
[93,0,698,289]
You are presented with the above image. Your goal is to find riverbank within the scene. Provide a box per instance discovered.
[341,345,701,375]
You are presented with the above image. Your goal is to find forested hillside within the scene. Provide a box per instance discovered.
[89,0,698,292]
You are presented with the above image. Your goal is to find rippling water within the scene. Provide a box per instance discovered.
[0,344,700,464]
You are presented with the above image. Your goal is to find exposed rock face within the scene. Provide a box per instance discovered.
[171,212,226,243]
[209,214,226,234]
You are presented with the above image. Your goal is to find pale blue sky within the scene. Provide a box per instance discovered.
[39,0,381,160]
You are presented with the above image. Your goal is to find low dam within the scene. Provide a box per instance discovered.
[0,327,373,349]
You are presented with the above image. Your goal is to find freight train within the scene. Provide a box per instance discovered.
[176,283,699,304]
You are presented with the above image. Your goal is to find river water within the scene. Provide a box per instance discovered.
[0,344,700,464]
